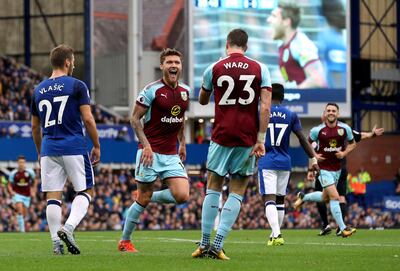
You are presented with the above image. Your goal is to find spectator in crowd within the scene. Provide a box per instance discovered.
[394,168,400,195]
[0,55,121,124]
[0,166,399,232]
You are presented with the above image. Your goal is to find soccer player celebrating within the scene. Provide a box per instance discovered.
[7,155,37,232]
[267,3,327,88]
[311,114,384,236]
[258,83,319,245]
[31,44,101,255]
[192,29,272,260]
[294,103,356,237]
[118,48,191,253]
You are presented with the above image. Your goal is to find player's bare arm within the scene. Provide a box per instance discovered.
[130,103,153,167]
[177,121,186,162]
[7,181,15,197]
[198,87,212,105]
[298,61,327,89]
[31,115,42,161]
[252,87,271,158]
[335,139,356,159]
[361,124,384,140]
[294,130,320,173]
[80,104,101,166]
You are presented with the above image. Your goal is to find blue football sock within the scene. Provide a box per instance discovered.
[17,214,25,232]
[200,189,221,247]
[303,191,323,202]
[121,202,145,240]
[214,193,243,251]
[330,200,346,231]
[151,189,177,204]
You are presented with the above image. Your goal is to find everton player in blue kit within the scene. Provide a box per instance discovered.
[294,103,356,237]
[258,83,319,246]
[118,48,191,253]
[31,45,100,255]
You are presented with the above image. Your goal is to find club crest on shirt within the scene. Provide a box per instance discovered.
[283,49,289,63]
[137,95,145,104]
[180,91,187,101]
[337,128,344,136]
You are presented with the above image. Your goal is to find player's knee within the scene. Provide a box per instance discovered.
[276,195,285,204]
[174,192,189,204]
[262,194,276,202]
[329,195,340,201]
[137,191,152,206]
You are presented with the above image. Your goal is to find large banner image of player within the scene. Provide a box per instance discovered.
[192,0,349,117]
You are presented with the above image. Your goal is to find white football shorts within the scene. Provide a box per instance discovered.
[258,169,290,196]
[41,154,94,192]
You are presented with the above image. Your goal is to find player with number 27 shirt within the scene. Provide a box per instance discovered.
[31,44,100,255]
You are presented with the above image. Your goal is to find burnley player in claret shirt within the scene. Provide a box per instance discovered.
[192,28,272,260]
[294,103,357,237]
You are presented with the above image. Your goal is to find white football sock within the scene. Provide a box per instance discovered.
[277,204,285,227]
[46,199,62,241]
[65,192,91,231]
[265,201,280,238]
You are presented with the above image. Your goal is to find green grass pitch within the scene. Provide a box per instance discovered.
[0,229,399,271]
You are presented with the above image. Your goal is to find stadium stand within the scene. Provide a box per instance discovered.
[0,55,120,125]
[0,166,399,232]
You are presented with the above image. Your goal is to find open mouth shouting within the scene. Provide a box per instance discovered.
[168,68,179,78]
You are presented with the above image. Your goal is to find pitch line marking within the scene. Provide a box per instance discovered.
[2,237,400,248]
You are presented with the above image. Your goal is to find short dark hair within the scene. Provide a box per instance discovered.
[272,83,285,102]
[278,3,301,29]
[17,155,26,161]
[159,48,183,64]
[322,0,345,30]
[50,44,74,69]
[227,29,248,49]
[326,102,339,110]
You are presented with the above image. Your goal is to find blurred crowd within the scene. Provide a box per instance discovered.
[0,166,399,233]
[0,56,123,135]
